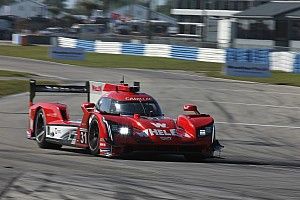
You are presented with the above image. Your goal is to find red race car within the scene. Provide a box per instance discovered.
[27,80,223,160]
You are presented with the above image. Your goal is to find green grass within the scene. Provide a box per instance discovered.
[0,80,28,97]
[206,71,300,87]
[0,70,33,77]
[0,45,299,87]
[0,45,222,71]
[0,80,57,97]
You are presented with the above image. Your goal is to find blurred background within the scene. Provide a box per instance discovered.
[1,0,300,51]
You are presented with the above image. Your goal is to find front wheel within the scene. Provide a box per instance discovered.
[34,109,61,149]
[88,118,100,156]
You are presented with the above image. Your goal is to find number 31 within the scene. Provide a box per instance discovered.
[80,132,87,144]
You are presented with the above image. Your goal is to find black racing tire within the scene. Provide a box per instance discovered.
[88,117,100,156]
[34,109,61,149]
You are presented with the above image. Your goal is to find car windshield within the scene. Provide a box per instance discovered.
[111,101,162,117]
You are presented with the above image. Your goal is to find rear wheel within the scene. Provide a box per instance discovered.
[88,118,100,156]
[34,109,61,149]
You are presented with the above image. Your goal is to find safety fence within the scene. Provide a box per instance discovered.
[58,37,299,73]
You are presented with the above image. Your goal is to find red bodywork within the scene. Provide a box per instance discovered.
[28,81,220,158]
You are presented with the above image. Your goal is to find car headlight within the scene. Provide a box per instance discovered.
[108,121,132,136]
[198,124,214,137]
[119,127,130,135]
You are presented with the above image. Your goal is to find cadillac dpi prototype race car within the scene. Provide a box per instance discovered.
[27,80,223,160]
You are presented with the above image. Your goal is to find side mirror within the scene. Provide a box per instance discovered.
[134,114,140,119]
[183,104,200,115]
[81,102,95,114]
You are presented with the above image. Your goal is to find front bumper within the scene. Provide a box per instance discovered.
[101,143,214,158]
[101,135,223,158]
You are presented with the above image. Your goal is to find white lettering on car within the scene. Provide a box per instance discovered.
[125,97,152,101]
[143,129,178,137]
[151,122,167,128]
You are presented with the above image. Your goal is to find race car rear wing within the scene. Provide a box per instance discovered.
[29,79,90,106]
[29,80,140,106]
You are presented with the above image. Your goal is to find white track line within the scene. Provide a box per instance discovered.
[157,69,300,89]
[160,98,300,110]
[144,86,300,96]
[216,121,300,129]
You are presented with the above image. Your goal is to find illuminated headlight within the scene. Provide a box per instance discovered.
[107,121,131,136]
[198,124,214,137]
[199,129,206,136]
[119,127,130,135]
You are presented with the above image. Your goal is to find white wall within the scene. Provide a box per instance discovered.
[290,40,300,51]
[217,19,231,48]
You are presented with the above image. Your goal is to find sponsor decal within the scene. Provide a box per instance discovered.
[46,126,78,144]
[143,128,177,136]
[49,47,85,61]
[92,85,102,92]
[137,128,191,138]
[100,149,111,152]
[99,142,107,147]
[89,81,103,104]
[125,97,152,101]
[49,127,61,137]
[151,122,167,128]
[160,137,172,141]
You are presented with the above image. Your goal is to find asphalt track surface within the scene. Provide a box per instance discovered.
[0,56,299,199]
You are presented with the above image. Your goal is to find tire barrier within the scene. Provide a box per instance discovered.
[76,39,95,52]
[121,43,145,56]
[57,37,225,64]
[170,45,198,61]
[57,37,299,73]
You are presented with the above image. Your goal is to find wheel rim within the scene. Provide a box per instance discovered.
[35,112,46,143]
[89,123,99,151]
